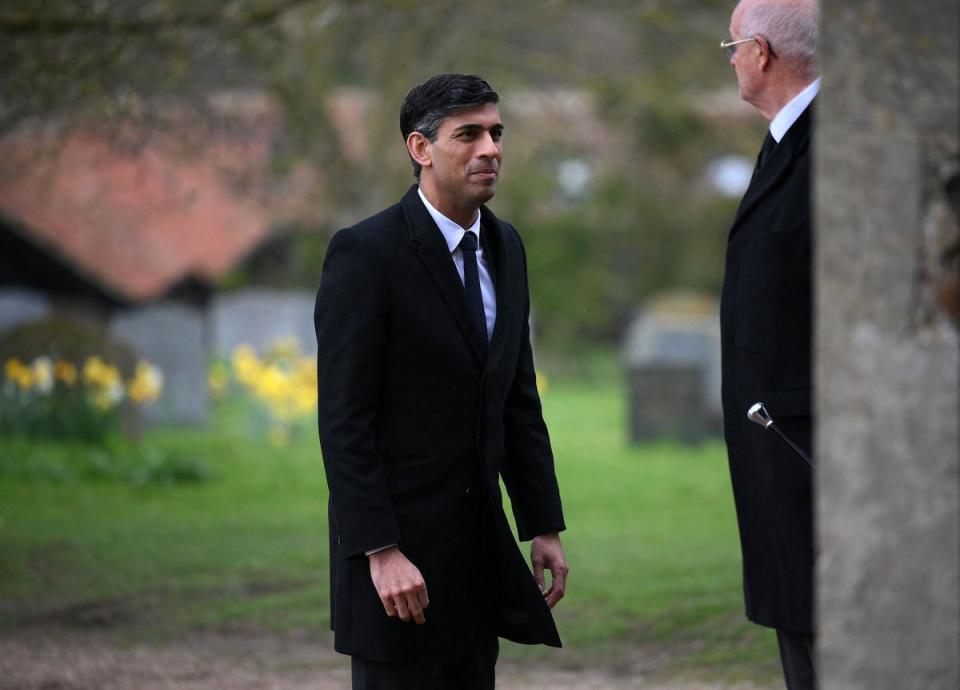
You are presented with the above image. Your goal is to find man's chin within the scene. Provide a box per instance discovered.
[476,188,496,205]
[471,182,497,204]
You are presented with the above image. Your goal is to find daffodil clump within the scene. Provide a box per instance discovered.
[1,355,163,442]
[214,338,317,447]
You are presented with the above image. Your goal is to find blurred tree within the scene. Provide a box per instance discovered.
[1,0,765,352]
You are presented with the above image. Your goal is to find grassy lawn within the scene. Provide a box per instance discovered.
[0,374,778,683]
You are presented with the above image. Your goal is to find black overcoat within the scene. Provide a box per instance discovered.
[720,106,814,633]
[314,185,565,662]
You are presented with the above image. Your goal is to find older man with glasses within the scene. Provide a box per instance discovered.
[718,1,820,689]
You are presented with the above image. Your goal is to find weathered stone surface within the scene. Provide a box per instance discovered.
[816,2,960,687]
[627,364,705,443]
[623,293,721,442]
[211,288,316,357]
[110,302,209,426]
[0,288,50,335]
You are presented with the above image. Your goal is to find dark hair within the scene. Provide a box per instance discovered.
[400,74,499,178]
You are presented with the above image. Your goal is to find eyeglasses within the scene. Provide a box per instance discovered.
[720,36,759,58]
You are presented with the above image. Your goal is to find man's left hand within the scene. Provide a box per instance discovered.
[530,532,568,608]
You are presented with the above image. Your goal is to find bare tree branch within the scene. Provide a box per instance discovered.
[0,0,319,35]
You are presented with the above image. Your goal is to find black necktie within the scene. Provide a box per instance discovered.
[751,131,777,183]
[459,232,488,348]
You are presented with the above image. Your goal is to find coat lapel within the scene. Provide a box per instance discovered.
[729,104,814,239]
[479,205,514,372]
[401,185,487,364]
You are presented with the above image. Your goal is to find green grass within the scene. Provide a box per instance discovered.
[507,382,778,680]
[0,375,778,682]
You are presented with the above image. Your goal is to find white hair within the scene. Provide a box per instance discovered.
[740,0,818,77]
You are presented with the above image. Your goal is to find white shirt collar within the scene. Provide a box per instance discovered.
[417,186,481,253]
[769,77,820,143]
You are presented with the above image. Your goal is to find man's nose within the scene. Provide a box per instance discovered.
[477,131,500,158]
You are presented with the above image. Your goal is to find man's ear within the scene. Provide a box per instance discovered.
[406,132,432,171]
[756,35,774,71]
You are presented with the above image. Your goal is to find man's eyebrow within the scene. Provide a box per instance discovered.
[451,123,505,135]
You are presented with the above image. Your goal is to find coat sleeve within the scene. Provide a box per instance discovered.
[499,230,566,542]
[315,228,401,559]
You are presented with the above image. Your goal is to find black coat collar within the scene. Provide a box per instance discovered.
[730,102,814,238]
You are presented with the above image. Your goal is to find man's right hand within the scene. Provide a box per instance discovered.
[368,546,429,625]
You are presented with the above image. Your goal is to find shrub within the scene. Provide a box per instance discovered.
[0,317,163,442]
[0,436,210,486]
[0,316,138,375]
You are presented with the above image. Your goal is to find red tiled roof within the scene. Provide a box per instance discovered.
[0,103,283,302]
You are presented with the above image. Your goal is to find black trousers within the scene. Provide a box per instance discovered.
[776,629,817,690]
[351,636,499,690]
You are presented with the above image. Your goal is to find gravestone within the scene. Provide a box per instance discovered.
[211,287,316,356]
[0,288,50,335]
[111,302,209,426]
[817,1,960,687]
[623,292,721,443]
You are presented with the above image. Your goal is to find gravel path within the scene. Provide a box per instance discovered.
[0,630,777,690]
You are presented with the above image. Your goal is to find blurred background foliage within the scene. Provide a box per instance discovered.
[0,0,764,351]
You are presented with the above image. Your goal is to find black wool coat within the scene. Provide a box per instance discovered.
[720,105,814,634]
[314,185,566,662]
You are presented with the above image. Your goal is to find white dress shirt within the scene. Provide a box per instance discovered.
[417,186,497,339]
[769,77,820,143]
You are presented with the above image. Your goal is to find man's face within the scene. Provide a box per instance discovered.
[729,2,760,105]
[423,102,503,209]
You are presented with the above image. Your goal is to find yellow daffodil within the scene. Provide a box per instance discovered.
[127,361,164,405]
[30,357,54,394]
[4,358,32,390]
[54,360,78,386]
[221,342,318,445]
[3,352,164,442]
[82,355,104,384]
[82,356,121,390]
[232,344,262,387]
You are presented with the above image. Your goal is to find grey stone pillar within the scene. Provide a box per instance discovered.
[816,2,960,688]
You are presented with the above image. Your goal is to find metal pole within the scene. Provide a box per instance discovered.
[747,402,815,470]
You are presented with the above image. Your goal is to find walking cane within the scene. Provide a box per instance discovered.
[747,402,815,470]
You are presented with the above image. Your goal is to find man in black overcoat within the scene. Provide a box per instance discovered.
[315,74,568,689]
[720,1,820,688]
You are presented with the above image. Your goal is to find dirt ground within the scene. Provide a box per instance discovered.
[0,629,777,690]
